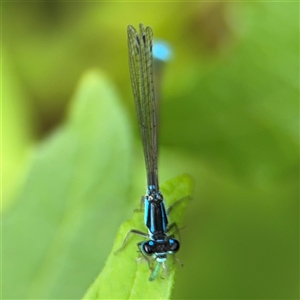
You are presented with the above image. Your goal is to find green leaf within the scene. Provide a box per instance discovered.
[3,70,133,299]
[2,48,34,207]
[83,174,193,300]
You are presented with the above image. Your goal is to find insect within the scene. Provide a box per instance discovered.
[117,24,180,281]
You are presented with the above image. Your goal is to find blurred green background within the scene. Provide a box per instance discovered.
[2,1,299,299]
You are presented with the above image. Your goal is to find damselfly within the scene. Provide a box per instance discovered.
[117,24,180,281]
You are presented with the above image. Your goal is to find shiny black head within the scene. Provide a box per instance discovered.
[141,238,180,261]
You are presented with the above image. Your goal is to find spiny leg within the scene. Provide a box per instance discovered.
[160,261,169,279]
[167,222,181,242]
[167,195,190,215]
[134,196,145,213]
[174,255,184,267]
[114,229,148,254]
[136,242,153,270]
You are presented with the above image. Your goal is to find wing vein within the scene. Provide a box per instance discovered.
[127,24,158,188]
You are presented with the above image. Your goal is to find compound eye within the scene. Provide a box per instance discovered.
[168,238,180,253]
[142,241,155,255]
